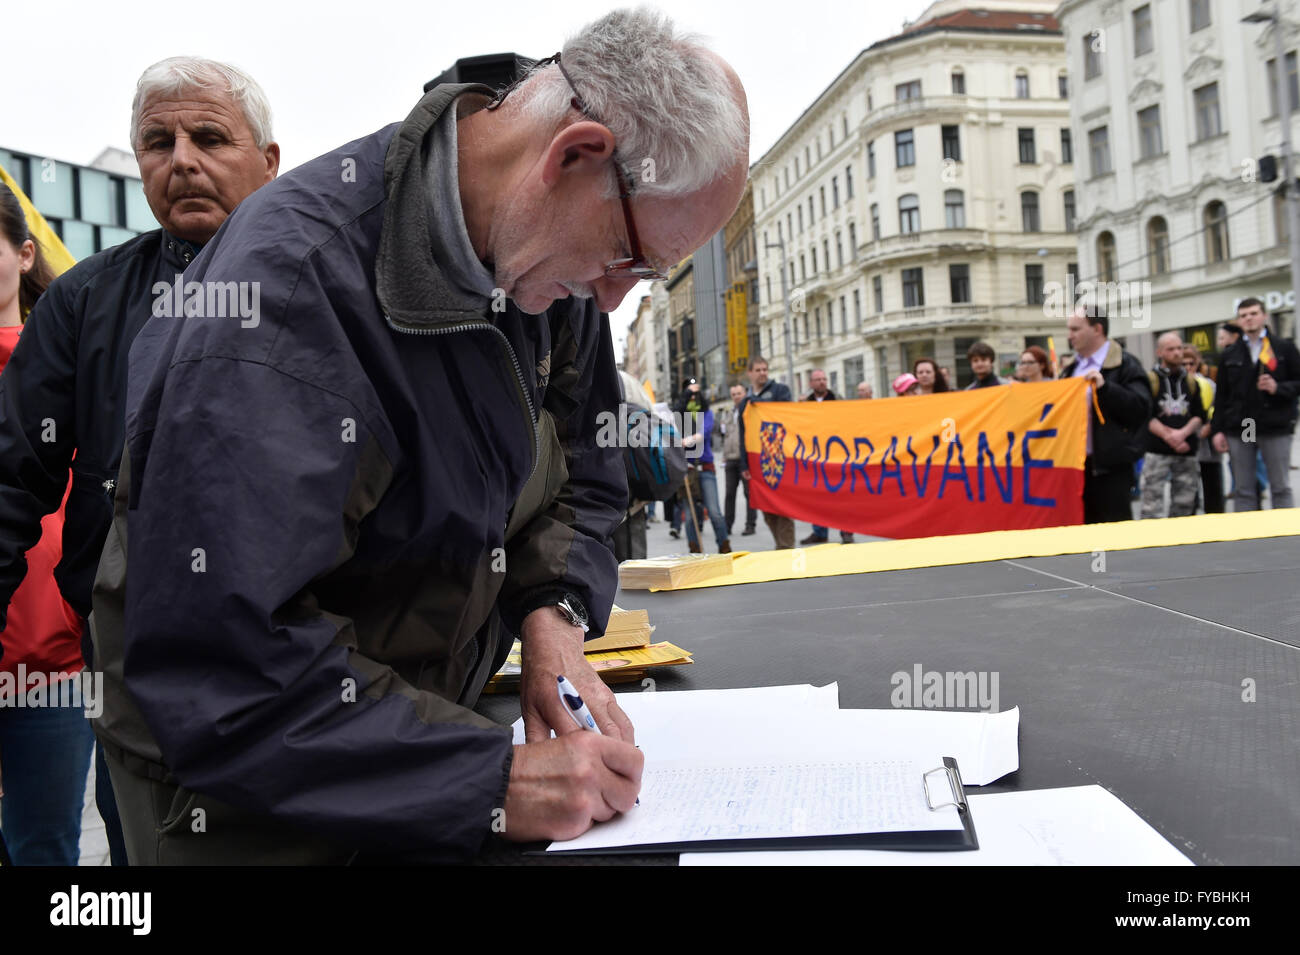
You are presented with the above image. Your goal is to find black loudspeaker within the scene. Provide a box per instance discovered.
[1259,154,1279,182]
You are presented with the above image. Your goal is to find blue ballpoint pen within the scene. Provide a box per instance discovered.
[556,674,640,805]
[556,674,601,734]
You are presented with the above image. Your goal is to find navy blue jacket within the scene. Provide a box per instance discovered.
[90,84,627,861]
[0,229,198,628]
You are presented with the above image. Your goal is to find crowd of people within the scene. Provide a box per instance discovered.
[668,298,1298,552]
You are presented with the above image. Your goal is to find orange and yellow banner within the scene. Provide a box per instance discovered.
[744,379,1088,537]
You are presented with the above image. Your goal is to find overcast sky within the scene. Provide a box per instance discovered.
[5,0,936,358]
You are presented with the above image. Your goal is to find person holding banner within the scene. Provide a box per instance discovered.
[739,355,796,549]
[1060,304,1153,523]
[1015,346,1052,383]
[913,357,950,394]
[964,341,1007,390]
[799,370,854,545]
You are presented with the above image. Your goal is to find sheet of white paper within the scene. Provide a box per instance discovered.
[508,682,839,745]
[680,785,1194,865]
[825,707,1020,786]
[547,755,962,853]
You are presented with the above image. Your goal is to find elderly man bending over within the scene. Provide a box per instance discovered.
[93,8,749,863]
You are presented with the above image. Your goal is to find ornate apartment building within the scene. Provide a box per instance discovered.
[1057,0,1299,366]
[754,0,1075,397]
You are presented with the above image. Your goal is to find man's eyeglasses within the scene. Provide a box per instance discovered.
[488,52,669,282]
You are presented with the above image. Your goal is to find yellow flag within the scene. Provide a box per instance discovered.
[642,379,656,405]
[1259,334,1277,372]
[0,162,76,277]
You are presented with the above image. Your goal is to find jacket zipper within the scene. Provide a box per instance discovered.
[381,315,540,483]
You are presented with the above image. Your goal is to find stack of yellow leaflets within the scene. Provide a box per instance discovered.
[584,605,653,652]
[617,553,735,590]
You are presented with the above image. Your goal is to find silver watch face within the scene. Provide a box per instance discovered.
[557,595,589,631]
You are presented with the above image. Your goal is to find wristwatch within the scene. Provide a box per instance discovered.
[554,593,590,633]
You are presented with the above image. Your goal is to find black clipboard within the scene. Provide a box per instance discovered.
[541,755,979,856]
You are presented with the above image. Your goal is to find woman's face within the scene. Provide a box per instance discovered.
[914,362,936,388]
[0,235,34,319]
[1018,352,1044,382]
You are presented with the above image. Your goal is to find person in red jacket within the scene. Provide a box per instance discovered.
[0,184,93,865]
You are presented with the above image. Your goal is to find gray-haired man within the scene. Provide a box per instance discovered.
[93,8,749,863]
[0,57,279,865]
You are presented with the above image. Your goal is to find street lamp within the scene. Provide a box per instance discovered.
[762,234,796,389]
[1245,5,1300,317]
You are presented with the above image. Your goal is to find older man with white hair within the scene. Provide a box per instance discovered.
[92,8,750,864]
[0,56,278,865]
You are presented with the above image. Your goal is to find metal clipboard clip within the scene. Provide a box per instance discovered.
[922,758,969,813]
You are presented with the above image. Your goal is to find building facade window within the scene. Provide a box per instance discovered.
[811,246,818,274]
[902,267,925,307]
[1059,73,1069,98]
[952,70,966,94]
[848,222,857,258]
[1133,5,1153,57]
[1064,189,1076,232]
[1148,216,1170,274]
[1015,71,1030,99]
[873,275,883,312]
[945,189,965,229]
[899,194,920,234]
[1021,191,1040,232]
[1266,52,1299,115]
[1061,128,1073,163]
[1190,0,1211,33]
[942,124,961,161]
[1097,231,1117,282]
[895,129,915,167]
[845,165,854,199]
[832,177,840,208]
[1089,125,1112,175]
[853,289,862,328]
[820,186,827,217]
[1138,105,1163,158]
[871,203,880,240]
[896,79,922,101]
[1025,264,1045,305]
[1204,201,1230,262]
[867,140,876,178]
[1084,32,1103,80]
[949,264,971,303]
[836,231,844,267]
[797,206,804,232]
[1194,83,1222,139]
[1018,128,1037,163]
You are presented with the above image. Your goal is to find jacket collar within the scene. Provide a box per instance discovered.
[1099,338,1124,370]
[1066,338,1125,373]
[376,82,500,330]
[162,230,203,269]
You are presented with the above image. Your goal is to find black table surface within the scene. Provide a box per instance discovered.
[475,537,1300,865]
